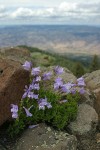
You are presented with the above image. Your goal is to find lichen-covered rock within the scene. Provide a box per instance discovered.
[69,104,98,136]
[79,89,95,107]
[84,70,100,90]
[0,58,30,125]
[14,123,77,150]
[84,70,100,121]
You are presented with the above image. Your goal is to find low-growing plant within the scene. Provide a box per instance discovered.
[8,61,86,138]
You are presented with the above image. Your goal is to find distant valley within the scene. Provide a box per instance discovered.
[0,25,100,56]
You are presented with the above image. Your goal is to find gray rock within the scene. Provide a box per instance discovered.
[79,89,95,107]
[84,70,100,90]
[14,123,77,150]
[84,70,100,122]
[0,144,6,150]
[69,104,98,136]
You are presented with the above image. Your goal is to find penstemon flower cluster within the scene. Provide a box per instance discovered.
[11,61,86,121]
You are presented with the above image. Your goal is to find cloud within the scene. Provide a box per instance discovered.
[59,2,78,12]
[0,5,9,18]
[11,8,33,18]
[0,1,100,24]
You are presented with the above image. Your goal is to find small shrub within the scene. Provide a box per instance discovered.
[8,61,86,138]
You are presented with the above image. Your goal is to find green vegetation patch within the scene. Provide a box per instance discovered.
[8,61,85,138]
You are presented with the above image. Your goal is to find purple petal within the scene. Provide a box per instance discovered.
[38,97,49,110]
[33,94,39,99]
[22,92,28,99]
[12,113,18,119]
[31,67,41,76]
[55,78,63,86]
[23,107,32,117]
[28,92,34,99]
[46,103,52,109]
[33,83,40,90]
[77,77,84,82]
[42,72,52,80]
[35,76,41,82]
[77,77,86,87]
[71,88,76,94]
[79,87,85,94]
[11,104,18,113]
[54,83,60,90]
[11,104,18,119]
[55,77,62,82]
[54,66,64,75]
[22,61,32,71]
[29,124,39,129]
[61,84,71,93]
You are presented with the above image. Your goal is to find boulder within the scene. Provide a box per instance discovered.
[84,70,100,121]
[84,70,100,90]
[69,104,98,136]
[0,144,5,150]
[14,123,77,150]
[79,88,95,107]
[0,47,31,63]
[0,58,30,125]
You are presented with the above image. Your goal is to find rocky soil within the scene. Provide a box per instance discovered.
[0,123,100,150]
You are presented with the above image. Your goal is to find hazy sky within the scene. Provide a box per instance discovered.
[0,0,100,25]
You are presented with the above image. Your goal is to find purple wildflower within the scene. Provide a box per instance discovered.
[31,67,41,76]
[71,88,76,94]
[22,61,32,71]
[54,83,60,90]
[38,97,47,105]
[28,91,39,99]
[35,76,41,82]
[29,83,40,90]
[12,113,18,119]
[55,77,62,82]
[33,83,40,90]
[61,84,68,93]
[33,94,39,99]
[38,97,52,110]
[70,83,77,87]
[22,85,30,99]
[79,87,85,94]
[61,83,72,93]
[77,77,86,87]
[54,77,63,90]
[28,91,34,99]
[29,84,34,90]
[23,106,33,117]
[22,92,28,99]
[38,103,45,110]
[46,103,52,109]
[54,66,64,75]
[42,72,52,80]
[11,104,18,119]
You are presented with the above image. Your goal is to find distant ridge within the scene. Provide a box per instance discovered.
[0,25,100,55]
